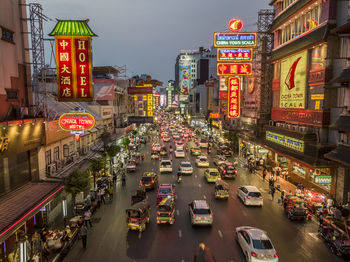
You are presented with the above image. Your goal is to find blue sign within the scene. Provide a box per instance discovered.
[214,32,257,47]
[266,131,304,153]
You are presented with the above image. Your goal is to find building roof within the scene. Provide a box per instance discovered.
[49,20,97,36]
[325,144,350,167]
[270,24,329,62]
[270,0,313,32]
[0,183,64,242]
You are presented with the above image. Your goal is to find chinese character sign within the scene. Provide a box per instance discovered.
[227,77,240,118]
[55,36,93,101]
[217,48,252,62]
[217,63,252,76]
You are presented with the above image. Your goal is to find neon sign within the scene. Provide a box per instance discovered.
[214,33,256,47]
[217,63,252,76]
[59,112,95,132]
[217,48,252,62]
[228,19,243,32]
[209,113,221,119]
[227,77,240,118]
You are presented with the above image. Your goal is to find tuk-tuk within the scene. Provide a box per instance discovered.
[284,195,307,220]
[157,196,175,224]
[126,201,150,232]
[214,180,229,199]
[319,218,350,257]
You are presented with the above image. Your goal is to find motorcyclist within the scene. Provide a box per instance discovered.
[177,168,182,182]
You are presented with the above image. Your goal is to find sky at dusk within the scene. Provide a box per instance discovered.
[36,0,270,85]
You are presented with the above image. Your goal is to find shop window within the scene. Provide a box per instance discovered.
[292,162,306,177]
[45,150,51,166]
[54,146,59,161]
[63,144,69,157]
[69,141,74,155]
[310,44,327,71]
[309,168,331,191]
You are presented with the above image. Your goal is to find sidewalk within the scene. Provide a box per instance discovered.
[238,157,297,194]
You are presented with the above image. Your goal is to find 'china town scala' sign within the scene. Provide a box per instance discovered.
[59,112,95,132]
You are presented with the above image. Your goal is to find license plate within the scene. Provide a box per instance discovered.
[131,227,137,230]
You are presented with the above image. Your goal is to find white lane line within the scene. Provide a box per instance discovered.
[181,259,185,262]
[177,209,180,216]
[218,230,223,238]
[179,230,182,238]
[203,195,207,199]
[231,195,235,199]
[138,232,142,239]
[195,175,198,178]
[242,210,247,217]
[198,184,202,188]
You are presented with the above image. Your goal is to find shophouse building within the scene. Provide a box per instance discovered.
[324,1,350,204]
[0,1,64,260]
[262,0,339,196]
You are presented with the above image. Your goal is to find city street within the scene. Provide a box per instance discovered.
[64,136,344,262]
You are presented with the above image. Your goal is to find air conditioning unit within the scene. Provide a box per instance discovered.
[47,164,56,176]
[55,160,63,170]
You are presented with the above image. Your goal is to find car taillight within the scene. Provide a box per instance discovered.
[209,213,213,218]
[168,212,171,216]
[274,254,278,258]
[260,196,263,199]
[157,212,161,216]
[234,170,237,174]
[152,180,154,184]
[251,252,258,257]
[192,214,196,218]
[247,196,251,199]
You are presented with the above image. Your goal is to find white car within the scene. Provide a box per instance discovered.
[189,200,213,226]
[236,226,278,262]
[152,143,161,152]
[159,159,172,173]
[175,148,185,158]
[180,161,193,174]
[196,156,209,167]
[237,186,263,207]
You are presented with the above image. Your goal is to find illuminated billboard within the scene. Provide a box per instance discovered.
[210,113,221,119]
[217,48,252,62]
[228,19,243,32]
[217,63,252,76]
[179,65,190,95]
[219,77,228,91]
[227,77,240,118]
[213,33,256,48]
[59,112,95,132]
[279,50,307,109]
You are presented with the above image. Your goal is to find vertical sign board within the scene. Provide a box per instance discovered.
[227,77,240,118]
[55,36,93,101]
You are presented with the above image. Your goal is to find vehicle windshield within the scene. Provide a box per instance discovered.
[127,210,140,218]
[194,208,210,215]
[160,161,171,166]
[142,177,152,182]
[200,158,207,161]
[252,239,273,250]
[248,192,262,198]
[158,205,172,212]
[210,172,218,176]
[181,163,191,168]
[158,188,172,194]
[177,149,184,152]
[226,166,234,171]
[193,148,200,151]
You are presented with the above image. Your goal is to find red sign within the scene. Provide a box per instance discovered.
[210,113,221,119]
[227,77,240,118]
[217,48,252,62]
[217,63,252,76]
[228,19,243,32]
[55,36,93,101]
[271,108,330,126]
[219,91,227,100]
[59,113,95,132]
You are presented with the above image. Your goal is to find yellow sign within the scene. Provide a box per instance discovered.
[0,136,9,152]
[143,95,147,101]
[279,50,307,109]
[311,94,324,100]
[266,131,304,153]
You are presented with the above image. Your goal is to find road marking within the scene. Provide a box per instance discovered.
[195,175,197,178]
[177,209,180,216]
[138,232,142,239]
[231,195,235,199]
[308,232,319,241]
[179,230,182,238]
[203,195,206,199]
[242,210,247,217]
[172,174,175,178]
[218,230,223,238]
[181,260,185,262]
[198,184,202,188]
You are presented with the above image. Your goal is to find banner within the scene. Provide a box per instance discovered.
[227,77,240,118]
[266,131,304,153]
[279,50,307,109]
[55,36,93,101]
[179,65,190,95]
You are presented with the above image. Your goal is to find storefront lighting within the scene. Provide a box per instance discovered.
[62,198,67,217]
[19,238,27,262]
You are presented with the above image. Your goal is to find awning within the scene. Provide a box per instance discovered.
[331,68,350,83]
[0,183,64,242]
[81,131,91,137]
[330,114,350,132]
[331,21,350,34]
[89,127,98,133]
[270,24,329,62]
[325,144,350,167]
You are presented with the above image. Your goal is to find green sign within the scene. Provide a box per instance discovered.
[266,131,304,153]
[315,175,332,185]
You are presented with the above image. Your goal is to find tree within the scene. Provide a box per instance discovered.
[100,131,111,152]
[223,131,239,151]
[106,144,121,173]
[90,157,107,187]
[121,137,130,149]
[131,129,138,136]
[65,169,90,203]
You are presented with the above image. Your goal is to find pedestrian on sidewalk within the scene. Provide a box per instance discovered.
[271,186,276,200]
[281,190,286,203]
[84,209,93,228]
[97,191,102,208]
[112,171,117,184]
[262,168,267,181]
[80,224,88,249]
[100,188,106,204]
[108,186,114,201]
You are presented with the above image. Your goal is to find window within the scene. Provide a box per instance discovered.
[1,27,14,43]
[54,146,59,161]
[45,150,51,166]
[292,162,306,177]
[69,141,74,154]
[5,89,18,100]
[340,38,350,59]
[63,144,69,157]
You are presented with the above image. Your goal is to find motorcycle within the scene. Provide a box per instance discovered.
[177,175,182,183]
